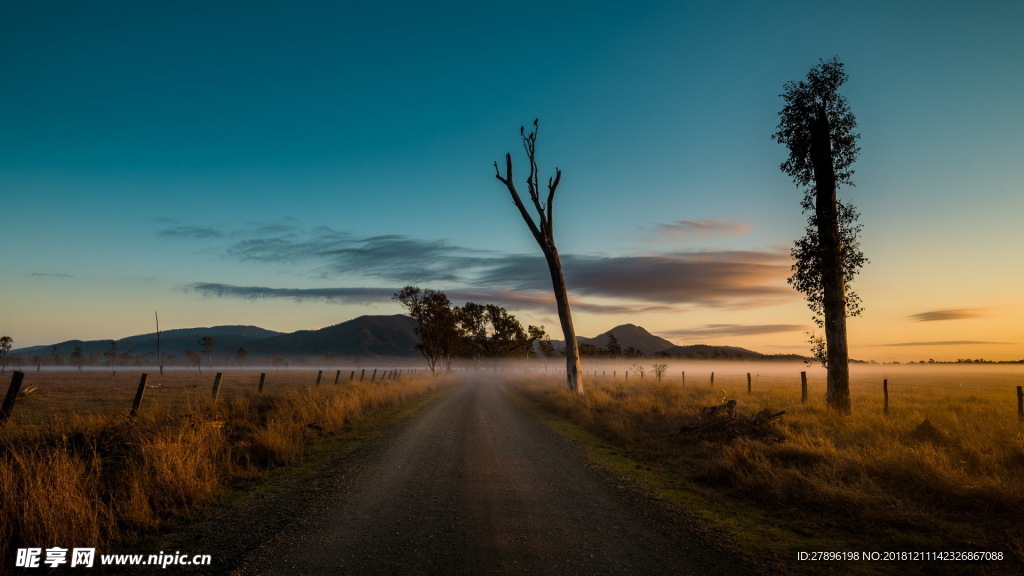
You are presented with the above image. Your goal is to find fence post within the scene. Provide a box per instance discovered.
[681,371,684,387]
[316,370,323,387]
[710,372,714,387]
[747,373,752,395]
[350,370,355,381]
[800,371,807,403]
[371,369,378,382]
[211,372,223,399]
[360,369,365,382]
[130,373,148,418]
[334,370,341,384]
[1,371,26,424]
[883,379,889,415]
[1017,386,1022,421]
[258,372,266,393]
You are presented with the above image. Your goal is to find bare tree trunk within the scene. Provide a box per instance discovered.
[494,120,584,394]
[543,245,583,393]
[811,106,851,413]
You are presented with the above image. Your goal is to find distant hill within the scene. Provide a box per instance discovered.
[11,315,418,360]
[13,325,283,358]
[248,315,419,358]
[659,344,766,361]
[11,317,809,364]
[554,323,810,362]
[580,324,675,356]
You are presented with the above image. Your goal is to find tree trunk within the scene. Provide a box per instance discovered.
[811,106,851,413]
[543,244,583,394]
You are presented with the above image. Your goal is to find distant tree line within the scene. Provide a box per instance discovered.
[393,286,553,375]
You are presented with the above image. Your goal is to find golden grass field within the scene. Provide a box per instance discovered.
[513,362,1024,575]
[0,368,443,571]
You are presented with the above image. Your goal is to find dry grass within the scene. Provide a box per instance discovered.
[0,368,442,569]
[514,363,1024,570]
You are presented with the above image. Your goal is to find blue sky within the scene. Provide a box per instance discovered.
[2,0,1022,361]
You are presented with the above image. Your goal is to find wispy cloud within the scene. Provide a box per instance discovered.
[663,324,806,339]
[182,283,679,316]
[158,226,225,239]
[31,272,73,279]
[447,289,678,315]
[908,308,989,322]
[185,283,395,304]
[223,227,494,283]
[472,250,792,307]
[565,250,792,307]
[166,221,796,312]
[648,219,751,243]
[879,340,1015,347]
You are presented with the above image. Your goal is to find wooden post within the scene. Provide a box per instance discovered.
[1016,385,1022,421]
[710,372,714,387]
[316,370,323,386]
[0,371,26,424]
[130,373,148,417]
[360,369,365,381]
[350,370,355,381]
[747,373,752,395]
[258,372,266,393]
[681,371,685,387]
[801,371,808,403]
[334,370,341,384]
[884,379,889,416]
[371,369,378,382]
[211,372,223,399]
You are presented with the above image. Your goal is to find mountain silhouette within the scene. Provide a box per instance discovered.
[12,317,806,363]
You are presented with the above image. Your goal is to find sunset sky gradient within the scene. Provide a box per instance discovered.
[2,0,1022,362]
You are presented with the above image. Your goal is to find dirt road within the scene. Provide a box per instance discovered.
[233,380,730,575]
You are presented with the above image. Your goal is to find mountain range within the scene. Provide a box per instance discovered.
[11,315,804,362]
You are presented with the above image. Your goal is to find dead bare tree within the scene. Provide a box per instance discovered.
[494,119,584,394]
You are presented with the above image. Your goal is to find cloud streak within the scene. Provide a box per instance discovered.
[908,308,989,322]
[648,219,751,242]
[185,283,395,304]
[878,340,1015,347]
[31,272,74,279]
[158,226,225,239]
[663,324,806,339]
[165,221,796,313]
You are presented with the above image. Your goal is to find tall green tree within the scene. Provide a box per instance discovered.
[494,120,584,394]
[393,286,461,374]
[0,336,12,373]
[199,336,216,370]
[71,345,85,371]
[104,341,118,374]
[526,325,548,359]
[605,331,622,358]
[456,303,530,364]
[773,57,867,413]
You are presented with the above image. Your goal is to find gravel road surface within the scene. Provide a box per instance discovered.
[225,379,733,576]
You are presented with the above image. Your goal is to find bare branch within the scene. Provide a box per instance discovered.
[546,168,560,233]
[495,152,544,244]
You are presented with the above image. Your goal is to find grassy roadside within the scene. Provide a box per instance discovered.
[0,372,451,573]
[119,382,453,570]
[505,379,1023,576]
